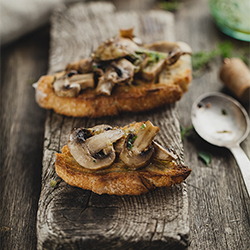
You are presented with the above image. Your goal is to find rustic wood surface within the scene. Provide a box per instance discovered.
[36,2,190,249]
[1,0,250,249]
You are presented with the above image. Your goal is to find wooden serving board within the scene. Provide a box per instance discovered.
[36,2,190,249]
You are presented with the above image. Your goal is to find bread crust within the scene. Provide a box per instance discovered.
[55,121,191,195]
[55,146,191,195]
[35,55,192,118]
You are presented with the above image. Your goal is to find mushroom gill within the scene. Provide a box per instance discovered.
[93,36,139,61]
[53,71,95,97]
[67,126,124,170]
[96,58,134,95]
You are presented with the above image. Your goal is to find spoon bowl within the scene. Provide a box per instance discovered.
[191,92,250,197]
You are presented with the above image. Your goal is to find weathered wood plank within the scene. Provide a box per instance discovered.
[36,2,190,249]
[0,26,49,250]
[175,0,250,249]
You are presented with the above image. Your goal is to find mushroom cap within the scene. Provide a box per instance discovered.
[53,71,95,97]
[67,126,124,170]
[119,121,159,169]
[93,36,139,61]
[143,41,191,65]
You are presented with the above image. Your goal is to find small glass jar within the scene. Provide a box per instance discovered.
[209,0,250,42]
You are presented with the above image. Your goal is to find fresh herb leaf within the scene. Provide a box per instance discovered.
[218,41,233,58]
[192,49,220,71]
[180,125,194,140]
[127,135,138,150]
[135,50,166,65]
[50,180,57,187]
[159,0,180,11]
[141,123,146,129]
[198,151,211,165]
[191,41,234,76]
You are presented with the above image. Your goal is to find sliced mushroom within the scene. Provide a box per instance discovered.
[153,141,178,161]
[140,58,166,82]
[119,121,160,169]
[96,68,115,95]
[68,126,124,170]
[65,57,93,73]
[144,41,192,65]
[93,36,139,61]
[53,71,94,97]
[96,59,134,95]
[85,128,125,156]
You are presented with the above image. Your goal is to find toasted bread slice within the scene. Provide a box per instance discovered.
[35,53,192,118]
[55,122,191,195]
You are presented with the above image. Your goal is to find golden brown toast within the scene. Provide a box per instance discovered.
[34,30,192,118]
[35,54,191,118]
[55,121,191,195]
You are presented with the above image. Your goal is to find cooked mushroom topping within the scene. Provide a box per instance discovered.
[96,59,134,95]
[93,37,139,61]
[53,72,95,97]
[144,41,192,65]
[153,141,178,161]
[65,57,93,73]
[110,59,134,84]
[141,57,166,81]
[85,128,125,156]
[119,121,160,169]
[68,126,124,170]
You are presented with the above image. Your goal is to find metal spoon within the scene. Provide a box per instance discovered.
[191,92,250,197]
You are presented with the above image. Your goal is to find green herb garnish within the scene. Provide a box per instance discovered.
[127,135,138,150]
[198,151,211,165]
[180,125,194,141]
[192,41,233,76]
[141,123,146,129]
[93,159,97,163]
[50,180,57,187]
[135,49,166,65]
[159,0,180,12]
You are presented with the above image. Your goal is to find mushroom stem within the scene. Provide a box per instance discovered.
[119,121,160,169]
[132,121,159,153]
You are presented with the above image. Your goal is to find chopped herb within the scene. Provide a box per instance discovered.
[127,135,138,150]
[50,180,57,187]
[93,159,97,163]
[159,0,180,12]
[198,151,211,165]
[93,65,98,70]
[135,49,166,64]
[191,41,233,76]
[180,125,194,140]
[127,141,134,150]
[221,109,227,115]
[141,123,146,129]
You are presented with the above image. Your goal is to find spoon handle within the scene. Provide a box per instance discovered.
[228,145,250,197]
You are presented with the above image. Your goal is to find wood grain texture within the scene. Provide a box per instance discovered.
[0,26,49,250]
[36,2,190,249]
[175,0,250,249]
[1,0,250,250]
